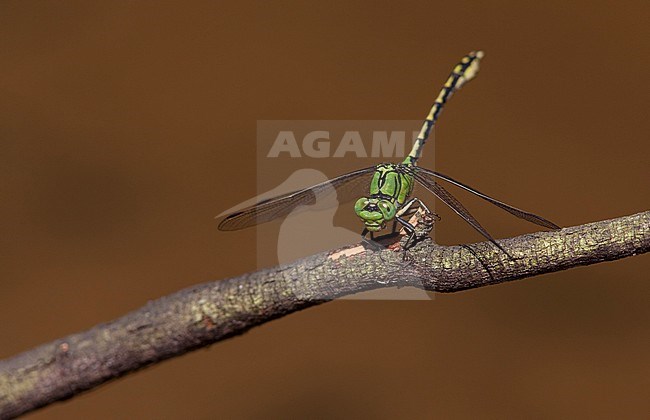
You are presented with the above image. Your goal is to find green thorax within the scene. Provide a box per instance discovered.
[369,163,414,206]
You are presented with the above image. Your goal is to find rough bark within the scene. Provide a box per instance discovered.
[0,211,648,418]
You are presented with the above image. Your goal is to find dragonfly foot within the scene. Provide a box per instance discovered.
[401,249,414,262]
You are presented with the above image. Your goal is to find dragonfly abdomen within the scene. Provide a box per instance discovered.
[404,50,484,166]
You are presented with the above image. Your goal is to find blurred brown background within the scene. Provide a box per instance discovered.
[1,1,649,418]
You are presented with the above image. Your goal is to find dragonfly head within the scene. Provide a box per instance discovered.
[354,197,396,231]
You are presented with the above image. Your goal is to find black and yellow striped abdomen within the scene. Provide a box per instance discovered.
[404,50,484,166]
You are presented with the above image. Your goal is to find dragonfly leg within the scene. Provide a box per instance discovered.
[395,198,416,219]
[395,197,437,247]
[360,227,383,251]
[396,198,423,219]
[412,197,433,217]
[395,216,417,249]
[397,197,439,221]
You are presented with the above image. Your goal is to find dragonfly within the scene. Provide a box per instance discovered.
[217,51,560,254]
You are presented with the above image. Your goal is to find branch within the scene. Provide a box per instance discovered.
[1,211,648,418]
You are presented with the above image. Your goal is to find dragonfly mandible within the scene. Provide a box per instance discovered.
[217,51,560,253]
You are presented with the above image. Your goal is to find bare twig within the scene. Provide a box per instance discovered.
[0,211,648,418]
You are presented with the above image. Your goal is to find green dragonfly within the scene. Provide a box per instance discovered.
[217,51,560,253]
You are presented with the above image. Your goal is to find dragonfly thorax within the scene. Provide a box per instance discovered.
[370,163,414,206]
[354,196,397,231]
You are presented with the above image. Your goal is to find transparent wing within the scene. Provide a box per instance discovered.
[412,166,560,230]
[406,170,508,253]
[217,166,376,231]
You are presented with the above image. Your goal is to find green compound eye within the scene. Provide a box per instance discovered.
[378,200,396,219]
[354,197,370,214]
